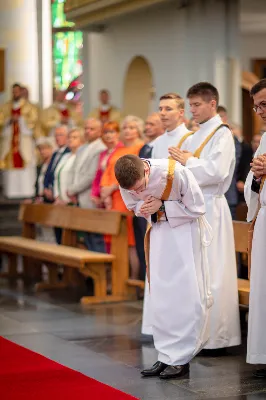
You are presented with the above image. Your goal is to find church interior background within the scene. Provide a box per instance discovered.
[1,1,266,398]
[0,0,265,140]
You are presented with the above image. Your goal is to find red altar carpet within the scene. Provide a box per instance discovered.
[0,337,138,400]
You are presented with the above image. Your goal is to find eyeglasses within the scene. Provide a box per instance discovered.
[127,169,149,194]
[253,101,266,113]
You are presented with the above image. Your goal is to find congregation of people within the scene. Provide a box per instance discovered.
[1,79,266,380]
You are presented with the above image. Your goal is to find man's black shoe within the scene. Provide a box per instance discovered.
[141,361,168,377]
[199,348,227,357]
[253,369,266,378]
[159,363,189,379]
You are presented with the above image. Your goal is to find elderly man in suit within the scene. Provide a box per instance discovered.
[43,124,70,203]
[42,124,70,243]
[67,118,106,252]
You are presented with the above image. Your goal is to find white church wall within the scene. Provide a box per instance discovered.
[86,0,240,122]
[0,0,39,104]
[241,33,266,72]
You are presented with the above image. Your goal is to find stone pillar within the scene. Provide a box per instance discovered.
[36,0,53,108]
[0,0,39,103]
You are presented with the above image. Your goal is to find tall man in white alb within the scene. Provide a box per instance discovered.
[115,154,213,379]
[244,78,266,378]
[142,93,192,336]
[169,82,241,352]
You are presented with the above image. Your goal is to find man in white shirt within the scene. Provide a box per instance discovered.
[169,82,241,354]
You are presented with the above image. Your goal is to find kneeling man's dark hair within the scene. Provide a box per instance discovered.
[115,154,144,189]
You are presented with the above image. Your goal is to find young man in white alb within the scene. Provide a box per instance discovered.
[142,93,193,336]
[115,154,213,379]
[169,82,241,354]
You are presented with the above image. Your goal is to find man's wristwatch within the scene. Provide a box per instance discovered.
[158,200,165,212]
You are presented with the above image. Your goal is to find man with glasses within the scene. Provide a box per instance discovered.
[244,78,266,377]
[115,154,213,379]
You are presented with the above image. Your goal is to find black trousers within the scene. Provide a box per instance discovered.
[133,216,147,281]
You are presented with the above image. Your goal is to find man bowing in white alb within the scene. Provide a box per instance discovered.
[141,92,192,336]
[115,154,213,379]
[169,82,241,354]
[244,78,266,378]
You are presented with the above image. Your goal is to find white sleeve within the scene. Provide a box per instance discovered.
[244,133,266,221]
[185,128,235,187]
[151,139,158,159]
[119,187,151,222]
[164,166,205,228]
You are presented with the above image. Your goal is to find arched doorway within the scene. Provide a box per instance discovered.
[123,56,153,120]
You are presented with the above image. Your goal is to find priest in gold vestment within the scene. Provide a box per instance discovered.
[41,90,83,137]
[88,89,122,123]
[0,83,41,198]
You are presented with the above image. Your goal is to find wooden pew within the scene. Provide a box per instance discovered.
[233,220,251,306]
[0,203,132,304]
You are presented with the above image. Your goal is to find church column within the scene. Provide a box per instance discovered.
[37,0,53,108]
[0,0,39,103]
[226,0,242,125]
[83,32,104,116]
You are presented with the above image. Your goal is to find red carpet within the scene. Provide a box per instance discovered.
[0,337,139,400]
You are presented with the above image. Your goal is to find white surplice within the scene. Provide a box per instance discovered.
[245,132,266,364]
[182,114,241,349]
[151,123,190,158]
[120,159,213,365]
[141,123,190,335]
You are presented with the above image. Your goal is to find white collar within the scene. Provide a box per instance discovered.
[58,146,67,153]
[56,102,67,110]
[100,104,111,111]
[166,123,186,136]
[199,114,222,130]
[146,138,156,147]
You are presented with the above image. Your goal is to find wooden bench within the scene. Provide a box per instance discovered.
[233,220,251,306]
[0,203,133,304]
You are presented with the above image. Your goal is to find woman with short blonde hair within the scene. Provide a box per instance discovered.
[120,115,145,142]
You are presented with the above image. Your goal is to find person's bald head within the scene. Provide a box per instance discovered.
[145,113,164,142]
[85,118,102,143]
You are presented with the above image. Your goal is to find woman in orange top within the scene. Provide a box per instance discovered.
[100,115,144,279]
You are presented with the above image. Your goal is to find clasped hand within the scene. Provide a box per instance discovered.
[140,196,162,218]
[168,147,193,165]
[251,154,266,178]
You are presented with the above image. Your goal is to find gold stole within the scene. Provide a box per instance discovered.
[248,175,266,278]
[144,159,176,286]
[193,124,229,158]
[168,131,194,160]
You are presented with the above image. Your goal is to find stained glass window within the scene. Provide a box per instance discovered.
[52,0,74,28]
[51,0,83,93]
